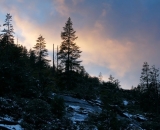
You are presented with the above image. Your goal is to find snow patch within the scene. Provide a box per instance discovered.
[123,112,132,118]
[69,105,80,110]
[0,116,23,130]
[71,113,87,123]
[133,114,147,121]
[123,100,128,106]
[52,93,56,96]
[0,124,23,130]
[1,116,14,122]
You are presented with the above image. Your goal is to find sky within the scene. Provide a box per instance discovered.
[0,0,160,89]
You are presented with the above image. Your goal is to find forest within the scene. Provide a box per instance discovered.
[0,14,160,130]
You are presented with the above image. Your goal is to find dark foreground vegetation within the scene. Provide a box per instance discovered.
[0,14,160,129]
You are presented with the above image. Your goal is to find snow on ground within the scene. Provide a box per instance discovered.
[62,95,101,124]
[0,115,24,130]
[123,112,133,118]
[123,100,128,106]
[0,124,23,130]
[94,97,101,104]
[133,114,147,121]
[71,113,88,123]
[52,93,56,96]
[68,105,88,123]
[0,116,14,122]
[61,95,101,113]
[123,112,147,121]
[68,105,80,110]
[0,116,23,130]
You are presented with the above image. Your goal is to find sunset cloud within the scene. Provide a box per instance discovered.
[0,0,160,89]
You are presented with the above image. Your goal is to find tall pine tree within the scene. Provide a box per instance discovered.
[58,17,82,72]
[33,35,50,70]
[140,62,150,91]
[2,13,14,44]
[139,62,160,113]
[58,17,82,89]
[149,65,160,114]
[32,35,52,96]
[33,35,50,86]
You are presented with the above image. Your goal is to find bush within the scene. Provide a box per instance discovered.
[141,121,160,130]
[51,95,65,118]
[23,99,52,129]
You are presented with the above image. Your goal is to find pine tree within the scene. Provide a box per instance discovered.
[149,65,160,114]
[114,79,121,89]
[0,14,15,63]
[2,13,14,44]
[139,63,160,113]
[140,62,150,91]
[108,75,114,83]
[0,25,2,40]
[150,65,159,89]
[33,35,50,69]
[58,17,82,89]
[58,17,82,72]
[33,35,51,94]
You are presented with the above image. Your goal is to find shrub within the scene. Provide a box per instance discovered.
[23,99,52,129]
[51,95,65,118]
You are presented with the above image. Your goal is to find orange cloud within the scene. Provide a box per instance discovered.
[12,11,144,80]
[1,0,160,89]
[53,0,71,17]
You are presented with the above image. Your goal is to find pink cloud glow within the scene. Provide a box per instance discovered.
[0,0,160,89]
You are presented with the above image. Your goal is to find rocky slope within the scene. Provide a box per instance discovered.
[0,94,154,130]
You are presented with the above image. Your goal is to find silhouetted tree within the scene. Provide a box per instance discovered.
[33,35,50,71]
[108,75,114,83]
[33,35,51,93]
[139,63,160,113]
[0,14,15,62]
[150,65,159,89]
[114,79,121,89]
[2,13,14,44]
[149,65,160,114]
[140,62,150,91]
[108,75,121,89]
[0,24,2,39]
[99,72,103,84]
[58,17,82,89]
[58,17,82,72]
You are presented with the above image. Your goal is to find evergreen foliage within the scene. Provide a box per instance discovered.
[58,17,82,72]
[138,62,160,114]
[0,13,160,129]
[2,13,14,43]
[33,35,50,70]
[57,17,82,89]
[29,49,36,69]
[140,62,150,91]
[51,95,65,118]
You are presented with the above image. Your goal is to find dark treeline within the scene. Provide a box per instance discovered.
[0,14,160,129]
[132,62,160,114]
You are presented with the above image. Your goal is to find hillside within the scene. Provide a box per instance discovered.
[0,14,160,130]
